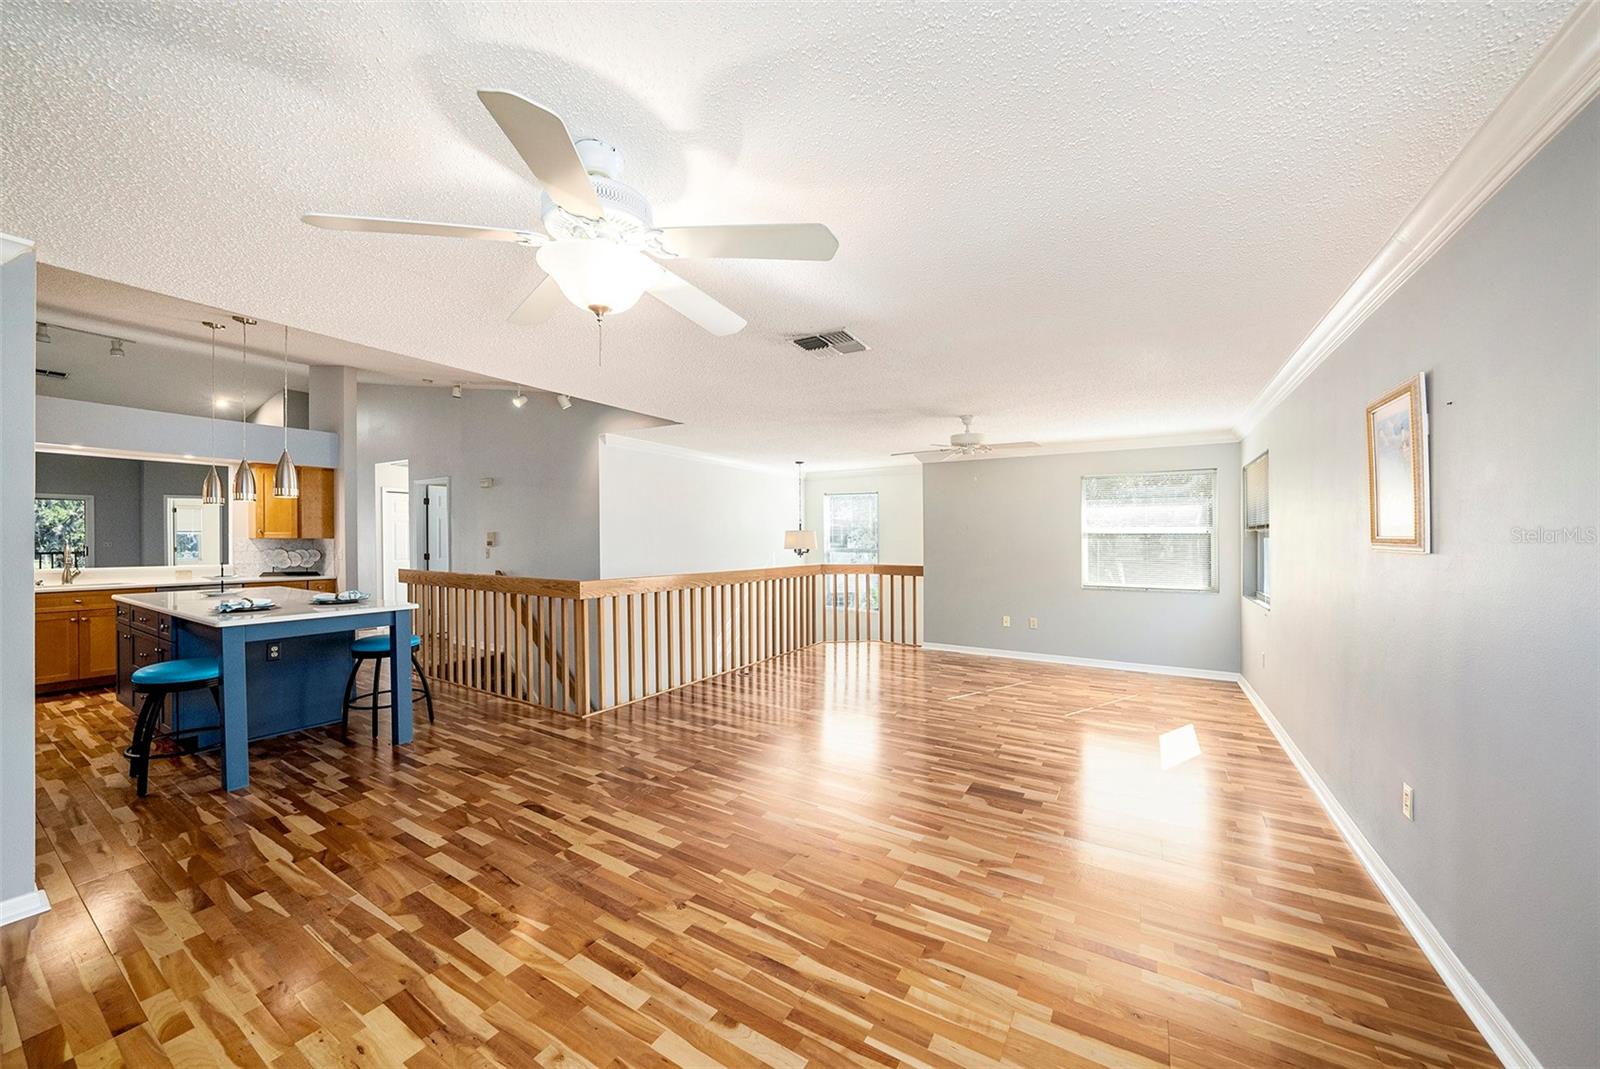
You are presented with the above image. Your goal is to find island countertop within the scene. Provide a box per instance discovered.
[112,585,416,628]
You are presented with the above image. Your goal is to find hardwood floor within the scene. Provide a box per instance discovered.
[4,644,1495,1068]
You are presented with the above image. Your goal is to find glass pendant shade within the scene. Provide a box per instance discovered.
[273,450,299,498]
[232,458,257,501]
[784,529,818,554]
[535,239,661,316]
[201,465,225,505]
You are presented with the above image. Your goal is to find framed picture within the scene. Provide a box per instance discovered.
[1365,373,1430,552]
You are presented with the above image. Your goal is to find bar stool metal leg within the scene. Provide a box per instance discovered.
[340,660,360,740]
[371,657,382,739]
[413,661,435,723]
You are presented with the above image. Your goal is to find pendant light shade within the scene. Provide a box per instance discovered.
[201,465,225,505]
[231,315,258,501]
[783,460,815,556]
[200,320,226,504]
[272,323,298,497]
[232,458,258,501]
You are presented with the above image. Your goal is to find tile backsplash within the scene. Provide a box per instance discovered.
[230,536,334,576]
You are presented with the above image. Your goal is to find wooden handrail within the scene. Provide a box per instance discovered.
[405,563,923,717]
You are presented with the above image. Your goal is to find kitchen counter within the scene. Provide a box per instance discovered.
[113,585,414,626]
[37,573,338,593]
[112,585,416,792]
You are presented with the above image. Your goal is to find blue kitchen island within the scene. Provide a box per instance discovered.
[112,585,417,791]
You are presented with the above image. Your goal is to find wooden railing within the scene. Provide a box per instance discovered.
[402,563,923,716]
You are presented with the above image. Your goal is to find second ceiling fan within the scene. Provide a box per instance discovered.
[303,90,839,336]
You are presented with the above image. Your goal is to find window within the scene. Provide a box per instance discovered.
[824,492,878,609]
[1081,470,1217,591]
[35,494,93,570]
[1243,452,1270,605]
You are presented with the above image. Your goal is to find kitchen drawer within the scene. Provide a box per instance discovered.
[38,588,144,613]
[128,607,174,641]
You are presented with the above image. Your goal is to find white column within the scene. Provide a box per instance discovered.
[1,235,47,924]
[308,365,359,587]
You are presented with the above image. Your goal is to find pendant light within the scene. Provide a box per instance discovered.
[783,460,817,556]
[230,315,258,501]
[200,320,226,504]
[272,323,299,498]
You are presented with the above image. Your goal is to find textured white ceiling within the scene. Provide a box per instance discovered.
[0,1,1576,466]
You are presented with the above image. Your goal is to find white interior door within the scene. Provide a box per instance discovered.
[166,496,221,566]
[380,488,411,603]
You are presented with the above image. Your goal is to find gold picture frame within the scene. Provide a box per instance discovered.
[1365,373,1430,552]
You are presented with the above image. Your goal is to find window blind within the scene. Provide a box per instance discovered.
[1082,469,1217,591]
[1244,453,1270,530]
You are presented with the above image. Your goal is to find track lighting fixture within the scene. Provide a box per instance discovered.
[35,322,50,344]
[109,339,125,358]
[511,390,528,409]
[451,384,463,399]
[556,393,573,410]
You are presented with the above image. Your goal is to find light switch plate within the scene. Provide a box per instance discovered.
[1028,617,1038,629]
[1402,783,1414,821]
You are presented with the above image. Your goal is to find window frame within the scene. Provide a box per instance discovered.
[823,491,880,611]
[1079,468,1219,594]
[35,492,95,569]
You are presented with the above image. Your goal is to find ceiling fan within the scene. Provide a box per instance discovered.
[892,416,1040,461]
[302,90,839,337]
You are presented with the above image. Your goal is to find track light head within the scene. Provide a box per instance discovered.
[109,339,125,358]
[451,384,463,399]
[511,390,528,409]
[35,322,50,344]
[556,393,573,410]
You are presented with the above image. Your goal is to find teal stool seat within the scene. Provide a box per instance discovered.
[343,631,433,738]
[127,658,223,797]
[131,657,220,687]
[350,632,422,655]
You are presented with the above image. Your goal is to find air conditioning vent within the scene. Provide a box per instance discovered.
[791,330,868,355]
[36,367,68,380]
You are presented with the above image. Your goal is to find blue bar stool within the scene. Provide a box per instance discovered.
[341,632,433,739]
[125,657,223,797]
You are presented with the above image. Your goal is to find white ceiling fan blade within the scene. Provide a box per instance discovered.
[645,269,747,336]
[890,448,954,458]
[655,223,839,261]
[477,90,603,219]
[985,441,1043,450]
[509,276,564,325]
[301,213,543,244]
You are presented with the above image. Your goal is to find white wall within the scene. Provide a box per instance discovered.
[1240,101,1598,1067]
[804,464,924,565]
[599,436,798,578]
[922,441,1243,673]
[1,237,45,923]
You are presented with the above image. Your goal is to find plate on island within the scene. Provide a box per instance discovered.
[311,591,369,605]
[215,598,276,614]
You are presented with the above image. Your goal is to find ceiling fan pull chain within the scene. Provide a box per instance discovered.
[597,312,603,368]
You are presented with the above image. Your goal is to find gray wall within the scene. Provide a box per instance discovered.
[34,453,229,567]
[354,386,665,589]
[36,451,143,565]
[2,242,38,910]
[924,441,1242,673]
[1240,102,1598,1065]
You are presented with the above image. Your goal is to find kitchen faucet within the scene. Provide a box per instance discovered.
[60,546,82,585]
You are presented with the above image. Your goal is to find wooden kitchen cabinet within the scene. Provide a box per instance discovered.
[34,603,119,691]
[249,464,336,539]
[35,611,80,688]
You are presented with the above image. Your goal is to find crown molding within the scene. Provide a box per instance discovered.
[1236,0,1600,437]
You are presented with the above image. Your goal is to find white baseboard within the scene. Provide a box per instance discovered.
[1236,677,1541,1069]
[921,641,1242,682]
[0,888,49,928]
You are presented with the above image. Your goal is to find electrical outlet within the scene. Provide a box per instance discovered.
[1028,616,1038,630]
[1402,783,1414,821]
[1001,615,1011,628]
[266,643,281,661]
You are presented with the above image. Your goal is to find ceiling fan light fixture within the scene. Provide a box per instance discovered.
[535,239,660,318]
